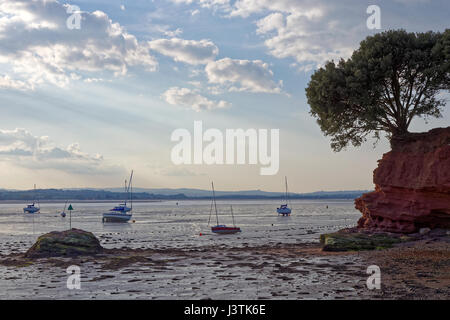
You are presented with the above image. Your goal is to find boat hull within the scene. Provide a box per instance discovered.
[102,212,132,223]
[277,207,291,215]
[24,207,39,214]
[211,225,241,234]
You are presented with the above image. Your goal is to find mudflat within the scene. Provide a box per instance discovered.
[0,237,448,299]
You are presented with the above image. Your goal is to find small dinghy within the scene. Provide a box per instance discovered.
[208,182,241,234]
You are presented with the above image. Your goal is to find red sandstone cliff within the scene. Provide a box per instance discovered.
[355,127,450,233]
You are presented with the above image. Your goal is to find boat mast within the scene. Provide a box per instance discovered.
[124,179,128,205]
[33,184,36,205]
[230,205,236,227]
[35,184,40,209]
[212,182,219,225]
[207,198,214,226]
[129,170,134,210]
[285,176,288,204]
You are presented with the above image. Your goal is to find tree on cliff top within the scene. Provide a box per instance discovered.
[306,29,450,152]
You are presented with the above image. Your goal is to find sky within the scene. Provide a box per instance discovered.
[0,0,449,192]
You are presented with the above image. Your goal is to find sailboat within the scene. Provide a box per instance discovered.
[23,184,40,214]
[60,200,68,217]
[102,170,133,223]
[208,182,241,234]
[277,176,291,216]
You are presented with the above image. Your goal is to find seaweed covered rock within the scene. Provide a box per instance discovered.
[25,228,103,258]
[320,229,410,252]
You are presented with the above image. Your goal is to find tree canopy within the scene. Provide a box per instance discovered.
[306,29,450,152]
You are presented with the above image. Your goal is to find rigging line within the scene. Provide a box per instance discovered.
[125,179,128,204]
[231,205,236,227]
[285,176,288,203]
[207,197,213,226]
[212,182,219,226]
[286,176,293,208]
[130,173,133,210]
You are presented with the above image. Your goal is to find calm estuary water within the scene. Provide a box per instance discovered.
[0,200,378,300]
[0,199,360,255]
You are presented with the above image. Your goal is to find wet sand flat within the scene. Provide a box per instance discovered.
[1,240,448,300]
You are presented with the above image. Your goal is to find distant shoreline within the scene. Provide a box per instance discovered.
[0,188,369,202]
[0,199,163,204]
[0,198,357,204]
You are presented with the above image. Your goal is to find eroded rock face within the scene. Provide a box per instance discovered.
[25,228,103,258]
[355,127,450,233]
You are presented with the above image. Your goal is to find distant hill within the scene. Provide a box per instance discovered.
[0,188,369,201]
[102,187,368,199]
[102,187,288,197]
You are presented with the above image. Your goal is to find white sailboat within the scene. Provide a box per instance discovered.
[102,170,133,223]
[23,184,40,214]
[277,176,291,216]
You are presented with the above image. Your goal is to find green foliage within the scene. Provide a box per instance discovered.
[306,29,450,151]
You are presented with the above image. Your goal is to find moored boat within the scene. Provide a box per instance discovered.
[208,182,241,234]
[277,176,292,216]
[24,204,40,214]
[102,170,134,223]
[60,200,68,217]
[24,184,40,214]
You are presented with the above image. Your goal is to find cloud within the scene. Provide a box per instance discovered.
[148,38,218,65]
[205,58,282,93]
[0,128,122,175]
[185,0,372,70]
[230,0,324,18]
[170,0,231,11]
[229,0,360,69]
[255,12,285,34]
[0,0,157,90]
[162,87,230,111]
[257,11,356,69]
[0,75,31,90]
